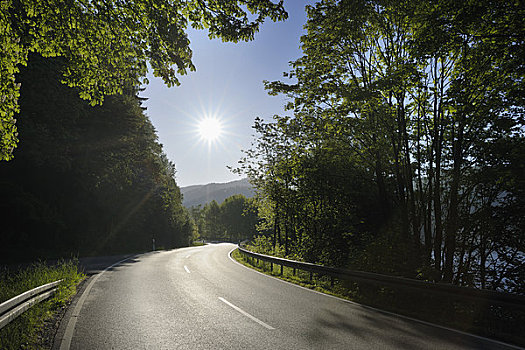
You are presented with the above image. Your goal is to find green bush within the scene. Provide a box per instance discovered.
[246,235,285,258]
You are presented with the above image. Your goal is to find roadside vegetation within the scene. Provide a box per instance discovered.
[234,0,525,294]
[230,2,524,343]
[0,260,84,350]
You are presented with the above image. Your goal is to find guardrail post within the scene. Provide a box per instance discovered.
[293,268,296,276]
[330,276,334,287]
[310,271,313,281]
[280,264,283,276]
[270,262,273,273]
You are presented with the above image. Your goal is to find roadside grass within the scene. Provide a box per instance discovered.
[0,260,85,350]
[231,249,356,299]
[232,249,525,347]
[191,241,205,246]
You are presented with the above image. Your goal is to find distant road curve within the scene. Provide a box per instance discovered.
[55,243,522,350]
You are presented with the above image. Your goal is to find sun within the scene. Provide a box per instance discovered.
[198,117,223,142]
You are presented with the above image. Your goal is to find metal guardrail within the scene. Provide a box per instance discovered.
[0,280,62,329]
[237,246,525,309]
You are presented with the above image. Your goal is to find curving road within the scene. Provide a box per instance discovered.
[55,243,519,350]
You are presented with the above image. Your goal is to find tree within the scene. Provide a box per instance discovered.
[200,200,223,241]
[220,194,258,242]
[192,194,258,242]
[0,54,192,261]
[0,0,287,160]
[241,0,525,288]
[409,0,525,282]
[235,114,383,267]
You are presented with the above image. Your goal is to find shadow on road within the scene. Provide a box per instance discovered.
[306,308,505,350]
[79,254,141,275]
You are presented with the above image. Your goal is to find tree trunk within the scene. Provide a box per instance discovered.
[273,201,279,249]
[432,57,445,276]
[443,119,464,283]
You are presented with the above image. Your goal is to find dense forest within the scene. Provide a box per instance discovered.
[190,194,258,243]
[0,55,193,263]
[236,0,525,293]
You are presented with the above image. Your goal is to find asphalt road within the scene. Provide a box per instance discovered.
[55,243,519,350]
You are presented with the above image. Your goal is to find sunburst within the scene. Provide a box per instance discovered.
[198,117,223,142]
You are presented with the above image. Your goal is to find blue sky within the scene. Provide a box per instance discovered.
[143,1,312,187]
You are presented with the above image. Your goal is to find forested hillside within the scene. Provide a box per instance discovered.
[181,178,254,207]
[236,0,525,293]
[0,55,193,263]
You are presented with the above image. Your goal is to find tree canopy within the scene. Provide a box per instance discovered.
[0,0,287,160]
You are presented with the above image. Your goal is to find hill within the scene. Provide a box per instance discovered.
[180,178,255,208]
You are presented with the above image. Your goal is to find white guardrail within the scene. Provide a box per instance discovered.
[0,279,62,329]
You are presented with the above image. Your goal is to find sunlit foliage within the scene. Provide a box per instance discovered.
[0,0,287,160]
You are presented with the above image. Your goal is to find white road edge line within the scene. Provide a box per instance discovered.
[218,297,275,330]
[184,265,190,273]
[228,247,524,350]
[59,256,135,350]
